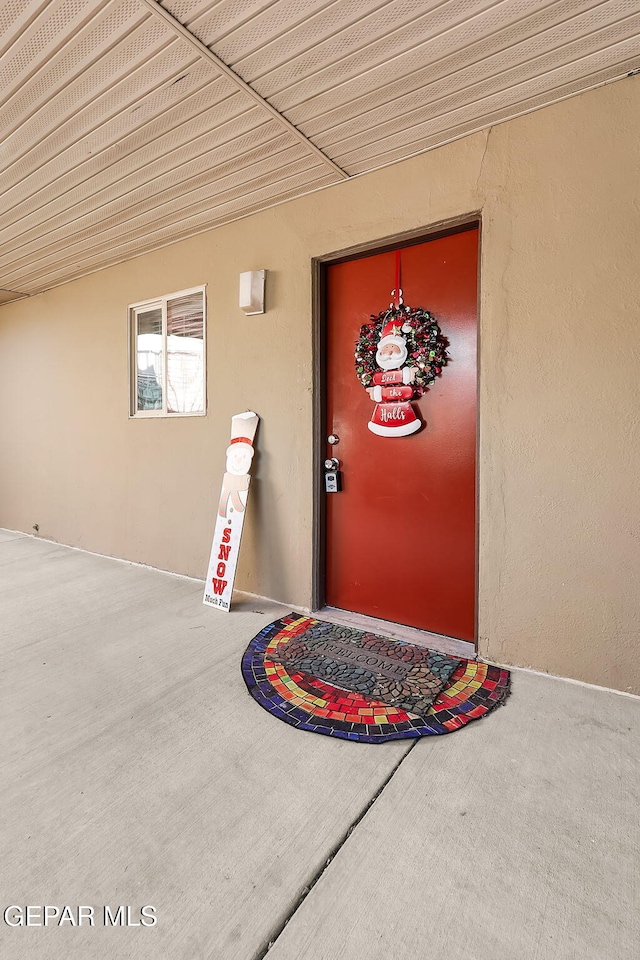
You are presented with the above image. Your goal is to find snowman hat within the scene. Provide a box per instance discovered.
[228,410,259,447]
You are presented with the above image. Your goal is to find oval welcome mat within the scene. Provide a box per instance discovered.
[242,615,510,742]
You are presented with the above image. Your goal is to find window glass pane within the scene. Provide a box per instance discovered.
[136,307,163,411]
[166,292,204,413]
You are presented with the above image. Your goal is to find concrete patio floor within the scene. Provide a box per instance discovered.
[1,531,638,960]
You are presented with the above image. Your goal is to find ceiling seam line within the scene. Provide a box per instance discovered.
[0,0,53,61]
[6,175,333,281]
[343,62,636,170]
[0,145,321,268]
[257,0,571,105]
[136,0,349,181]
[4,164,334,281]
[0,45,199,188]
[319,30,638,150]
[241,0,460,88]
[296,1,618,131]
[223,0,395,73]
[329,39,640,159]
[0,87,255,222]
[0,126,289,251]
[0,0,123,105]
[0,9,158,142]
[0,108,273,233]
[11,175,338,292]
[355,66,635,176]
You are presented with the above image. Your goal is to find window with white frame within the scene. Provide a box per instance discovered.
[129,286,206,417]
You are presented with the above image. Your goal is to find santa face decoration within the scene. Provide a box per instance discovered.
[376,334,408,371]
[355,306,449,438]
[367,320,420,437]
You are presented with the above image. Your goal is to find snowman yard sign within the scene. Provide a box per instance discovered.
[203,411,259,612]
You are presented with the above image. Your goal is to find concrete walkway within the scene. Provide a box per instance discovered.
[1,533,638,959]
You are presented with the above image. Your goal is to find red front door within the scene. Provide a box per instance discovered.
[324,226,478,642]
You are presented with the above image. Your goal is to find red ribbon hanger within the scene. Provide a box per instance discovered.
[391,249,403,307]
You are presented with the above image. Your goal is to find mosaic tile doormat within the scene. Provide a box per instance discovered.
[242,615,510,742]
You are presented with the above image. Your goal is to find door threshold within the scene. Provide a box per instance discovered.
[314,606,475,660]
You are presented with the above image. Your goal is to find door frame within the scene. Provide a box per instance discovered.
[311,212,482,647]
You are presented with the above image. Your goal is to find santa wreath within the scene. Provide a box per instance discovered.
[354,280,449,437]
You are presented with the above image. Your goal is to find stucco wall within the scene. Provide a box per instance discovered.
[1,77,638,693]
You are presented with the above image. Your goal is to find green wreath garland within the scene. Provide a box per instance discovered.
[354,304,449,394]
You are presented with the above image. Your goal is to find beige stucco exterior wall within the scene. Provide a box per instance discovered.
[1,77,638,693]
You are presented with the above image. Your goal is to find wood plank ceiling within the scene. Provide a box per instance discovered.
[1,0,639,301]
